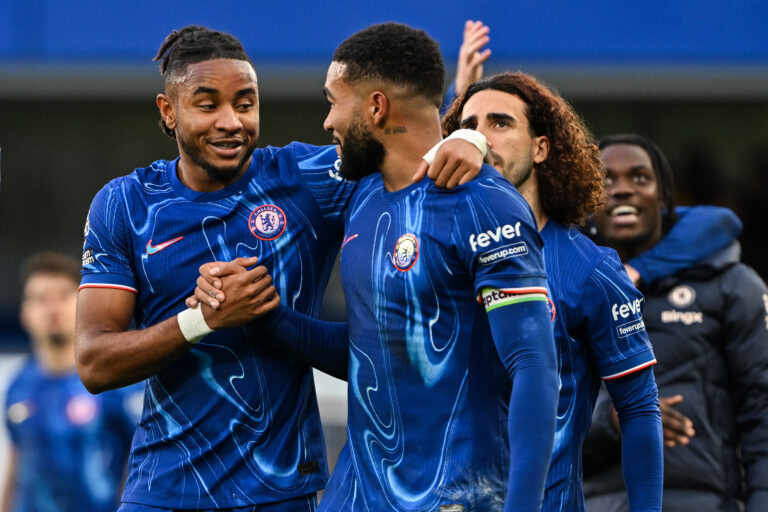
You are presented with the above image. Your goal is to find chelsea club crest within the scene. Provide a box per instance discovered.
[393,233,419,271]
[249,204,287,241]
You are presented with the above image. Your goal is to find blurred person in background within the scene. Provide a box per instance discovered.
[2,252,142,512]
[583,134,768,512]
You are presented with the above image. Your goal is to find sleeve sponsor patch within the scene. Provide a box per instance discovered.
[478,286,548,312]
[477,241,528,265]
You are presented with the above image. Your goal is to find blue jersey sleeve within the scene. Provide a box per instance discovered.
[582,253,656,380]
[451,174,548,295]
[629,205,742,285]
[604,367,663,512]
[258,305,349,380]
[488,299,558,512]
[80,179,138,292]
[283,142,357,223]
[452,174,556,511]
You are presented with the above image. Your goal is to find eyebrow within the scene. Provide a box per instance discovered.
[605,165,653,174]
[487,112,515,123]
[460,112,516,128]
[191,87,256,97]
[323,86,334,100]
[459,114,477,128]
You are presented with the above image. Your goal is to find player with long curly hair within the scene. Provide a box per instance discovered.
[442,70,664,512]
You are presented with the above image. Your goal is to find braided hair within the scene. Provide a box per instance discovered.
[153,26,254,137]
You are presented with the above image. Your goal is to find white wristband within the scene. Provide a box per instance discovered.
[177,306,213,344]
[422,129,488,165]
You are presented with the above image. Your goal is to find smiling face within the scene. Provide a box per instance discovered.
[459,89,548,191]
[158,58,259,186]
[322,61,384,181]
[592,143,664,259]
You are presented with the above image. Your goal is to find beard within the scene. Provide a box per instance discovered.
[177,130,257,184]
[491,149,534,189]
[338,116,385,181]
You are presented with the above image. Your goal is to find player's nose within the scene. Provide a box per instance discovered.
[215,105,243,132]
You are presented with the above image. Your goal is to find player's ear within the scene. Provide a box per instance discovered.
[533,135,550,164]
[156,93,177,131]
[369,91,390,128]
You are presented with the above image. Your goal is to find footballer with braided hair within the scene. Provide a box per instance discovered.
[76,25,485,512]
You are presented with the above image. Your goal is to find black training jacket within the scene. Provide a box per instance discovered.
[582,242,768,512]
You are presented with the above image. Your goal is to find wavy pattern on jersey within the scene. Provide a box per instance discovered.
[82,144,351,508]
[329,173,528,511]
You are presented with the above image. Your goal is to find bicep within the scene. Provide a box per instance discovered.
[76,287,136,341]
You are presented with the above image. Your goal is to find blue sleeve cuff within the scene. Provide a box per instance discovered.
[601,349,656,380]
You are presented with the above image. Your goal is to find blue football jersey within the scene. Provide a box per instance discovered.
[4,359,143,512]
[320,166,549,511]
[80,143,356,509]
[541,221,655,512]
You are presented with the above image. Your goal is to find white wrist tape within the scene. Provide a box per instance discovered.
[177,306,213,344]
[422,129,488,165]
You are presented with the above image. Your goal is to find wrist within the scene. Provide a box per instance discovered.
[422,129,488,165]
[177,306,214,344]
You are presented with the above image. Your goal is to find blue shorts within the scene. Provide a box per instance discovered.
[117,494,317,512]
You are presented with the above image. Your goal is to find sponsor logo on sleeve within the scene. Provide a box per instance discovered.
[328,157,343,182]
[468,222,521,252]
[83,215,90,237]
[611,298,646,337]
[478,242,528,265]
[611,298,643,321]
[616,318,646,337]
[249,204,287,241]
[82,247,94,267]
[393,234,419,271]
[480,287,548,312]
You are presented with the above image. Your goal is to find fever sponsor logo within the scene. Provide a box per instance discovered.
[468,222,521,252]
[616,318,646,338]
[328,157,343,182]
[249,204,287,241]
[611,297,643,321]
[477,242,528,265]
[393,234,419,271]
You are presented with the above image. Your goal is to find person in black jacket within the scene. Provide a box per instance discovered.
[583,133,768,512]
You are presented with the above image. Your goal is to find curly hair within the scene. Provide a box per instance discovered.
[442,72,603,225]
[333,22,445,108]
[153,25,254,138]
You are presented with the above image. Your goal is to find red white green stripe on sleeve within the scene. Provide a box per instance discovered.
[478,286,549,312]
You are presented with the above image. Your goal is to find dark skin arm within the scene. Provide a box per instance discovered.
[76,257,278,393]
[610,394,695,447]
